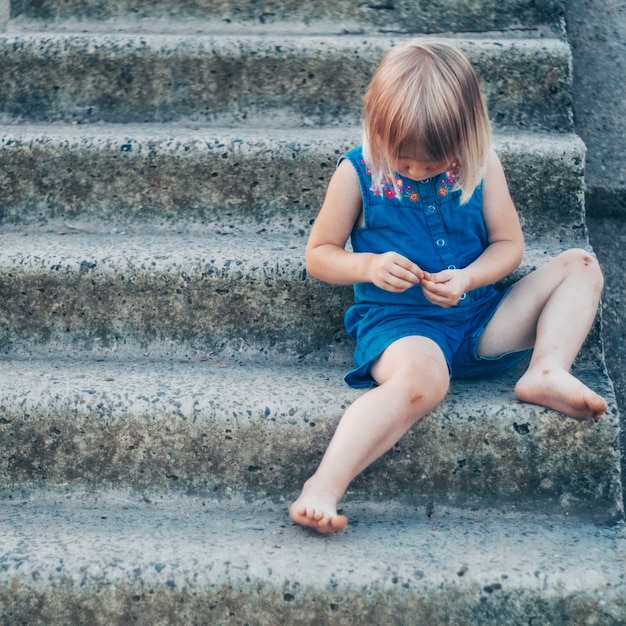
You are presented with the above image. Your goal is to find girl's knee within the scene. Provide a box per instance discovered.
[559,248,604,289]
[393,358,450,412]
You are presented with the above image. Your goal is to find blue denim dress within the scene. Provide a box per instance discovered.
[342,146,529,388]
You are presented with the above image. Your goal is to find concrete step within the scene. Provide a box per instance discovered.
[9,0,566,34]
[0,232,589,357]
[0,355,621,519]
[0,125,586,241]
[0,490,625,625]
[0,29,573,131]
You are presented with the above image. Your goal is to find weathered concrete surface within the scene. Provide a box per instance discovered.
[1,490,625,626]
[0,356,621,519]
[0,230,338,355]
[588,216,626,509]
[0,126,587,241]
[0,1,8,31]
[565,0,626,217]
[10,0,565,34]
[0,31,573,131]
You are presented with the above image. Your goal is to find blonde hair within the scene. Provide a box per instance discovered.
[362,38,491,204]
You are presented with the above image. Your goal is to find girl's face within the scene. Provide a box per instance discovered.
[389,155,450,181]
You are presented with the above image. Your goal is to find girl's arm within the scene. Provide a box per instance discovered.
[421,149,524,307]
[306,159,424,292]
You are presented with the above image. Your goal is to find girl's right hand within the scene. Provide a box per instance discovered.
[368,251,424,292]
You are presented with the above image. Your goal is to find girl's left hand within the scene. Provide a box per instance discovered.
[420,269,470,308]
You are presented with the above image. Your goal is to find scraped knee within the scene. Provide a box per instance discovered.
[559,248,604,290]
[394,357,450,417]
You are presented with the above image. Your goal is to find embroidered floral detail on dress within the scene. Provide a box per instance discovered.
[446,162,459,185]
[362,158,457,202]
[437,162,459,196]
[362,159,422,202]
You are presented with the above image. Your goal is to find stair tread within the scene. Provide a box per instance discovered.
[0,489,624,624]
[0,120,584,140]
[0,124,586,240]
[0,230,581,268]
[0,229,596,361]
[0,353,620,517]
[0,29,571,59]
[0,350,611,415]
[0,30,573,131]
[0,352,361,418]
[6,18,566,40]
[8,0,566,36]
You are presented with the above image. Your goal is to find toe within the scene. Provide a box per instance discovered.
[331,515,348,530]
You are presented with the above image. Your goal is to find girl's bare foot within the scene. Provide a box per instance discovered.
[289,484,347,534]
[514,366,607,420]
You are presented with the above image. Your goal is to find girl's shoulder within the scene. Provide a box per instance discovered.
[338,145,365,168]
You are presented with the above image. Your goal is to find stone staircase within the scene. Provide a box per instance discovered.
[0,1,625,624]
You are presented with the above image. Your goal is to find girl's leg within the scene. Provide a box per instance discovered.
[477,248,607,419]
[290,336,449,533]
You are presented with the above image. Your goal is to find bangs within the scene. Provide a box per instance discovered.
[395,119,456,165]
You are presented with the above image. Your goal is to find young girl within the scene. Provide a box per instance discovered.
[290,38,608,533]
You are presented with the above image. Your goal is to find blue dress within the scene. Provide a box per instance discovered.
[341,146,529,388]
